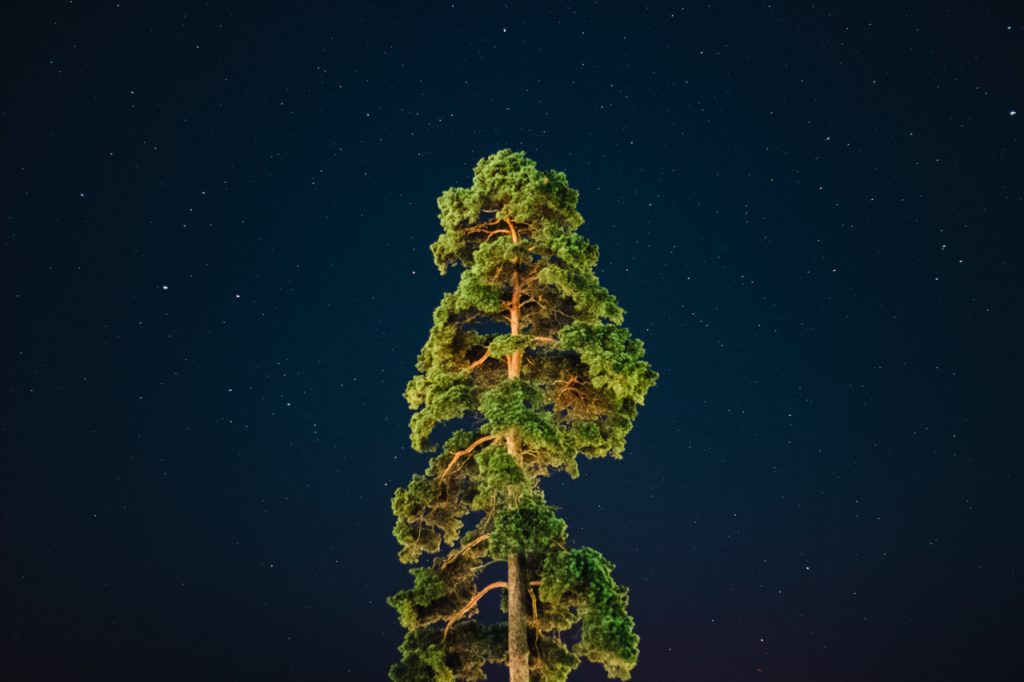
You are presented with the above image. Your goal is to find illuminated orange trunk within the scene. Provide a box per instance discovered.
[505,218,529,682]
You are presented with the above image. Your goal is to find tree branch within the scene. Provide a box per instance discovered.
[444,581,508,641]
[464,217,502,232]
[440,533,491,570]
[472,559,504,572]
[529,586,542,666]
[466,349,491,371]
[440,434,501,480]
[483,228,512,242]
[463,218,513,241]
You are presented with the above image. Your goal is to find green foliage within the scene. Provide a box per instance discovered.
[536,264,622,325]
[391,475,444,564]
[472,444,530,509]
[546,229,599,270]
[387,567,449,629]
[488,333,535,359]
[489,493,567,556]
[432,150,582,274]
[389,622,508,682]
[391,150,655,680]
[559,323,657,404]
[533,634,581,682]
[454,267,505,314]
[540,548,640,680]
[389,635,453,682]
[480,380,565,454]
[406,370,476,452]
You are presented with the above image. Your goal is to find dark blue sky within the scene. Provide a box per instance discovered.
[3,2,1022,680]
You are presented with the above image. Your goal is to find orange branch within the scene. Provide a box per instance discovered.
[441,533,491,570]
[466,349,491,371]
[483,228,512,241]
[507,219,524,378]
[440,434,501,480]
[528,585,544,663]
[464,218,502,232]
[444,581,508,640]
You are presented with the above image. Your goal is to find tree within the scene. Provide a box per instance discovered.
[388,150,657,682]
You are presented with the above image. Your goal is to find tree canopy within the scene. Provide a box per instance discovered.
[389,150,657,681]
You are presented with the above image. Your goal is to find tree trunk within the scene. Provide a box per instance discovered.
[505,429,529,681]
[507,551,530,682]
[504,217,530,681]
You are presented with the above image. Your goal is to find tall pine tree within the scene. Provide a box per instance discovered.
[389,150,657,681]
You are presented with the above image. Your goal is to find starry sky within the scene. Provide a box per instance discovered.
[3,2,1023,680]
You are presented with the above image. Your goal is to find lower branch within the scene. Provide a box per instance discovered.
[529,587,542,667]
[464,218,502,232]
[440,533,491,570]
[443,581,508,641]
[440,434,501,480]
[466,349,491,371]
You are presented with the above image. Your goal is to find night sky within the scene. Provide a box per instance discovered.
[3,2,1023,680]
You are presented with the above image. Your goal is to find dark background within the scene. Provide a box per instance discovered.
[3,2,1022,680]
